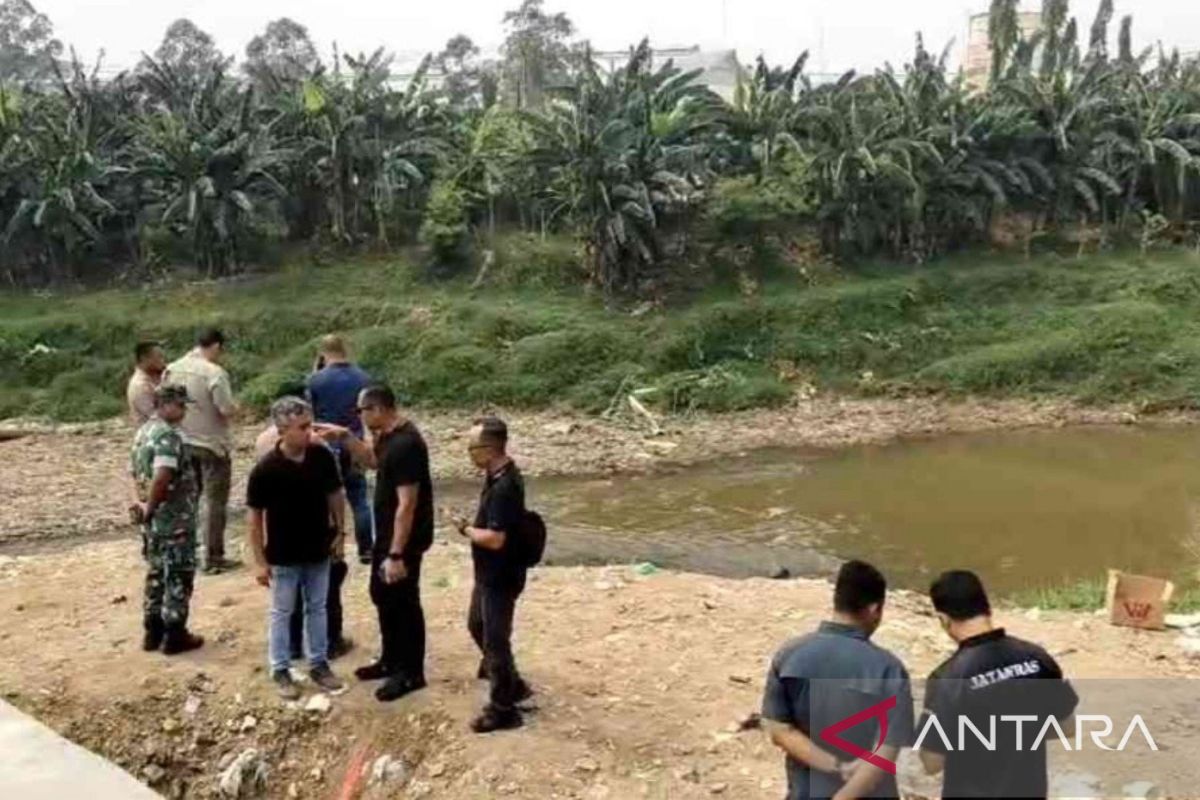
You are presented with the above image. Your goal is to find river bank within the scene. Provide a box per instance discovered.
[1,538,1197,800]
[0,395,1170,550]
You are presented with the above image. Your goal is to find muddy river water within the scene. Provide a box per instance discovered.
[455,425,1200,596]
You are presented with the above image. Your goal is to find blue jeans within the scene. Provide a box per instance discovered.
[269,561,330,672]
[344,469,374,557]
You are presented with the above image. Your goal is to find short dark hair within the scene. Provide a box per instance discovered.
[134,340,161,362]
[833,560,887,613]
[473,415,508,450]
[197,327,225,348]
[359,384,396,410]
[930,570,992,621]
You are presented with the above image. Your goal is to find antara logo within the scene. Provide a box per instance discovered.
[818,696,898,774]
[913,714,1159,753]
[819,695,1159,773]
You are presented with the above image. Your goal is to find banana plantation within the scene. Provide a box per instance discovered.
[1,0,1199,291]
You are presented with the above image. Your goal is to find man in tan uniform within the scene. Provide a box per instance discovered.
[127,341,166,427]
[164,328,239,574]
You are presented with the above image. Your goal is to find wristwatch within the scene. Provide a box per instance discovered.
[386,553,404,562]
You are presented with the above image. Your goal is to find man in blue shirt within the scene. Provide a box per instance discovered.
[762,560,915,800]
[308,335,374,563]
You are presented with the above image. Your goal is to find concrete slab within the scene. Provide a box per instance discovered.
[0,699,159,798]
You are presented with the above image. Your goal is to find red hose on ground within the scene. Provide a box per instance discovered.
[333,742,372,800]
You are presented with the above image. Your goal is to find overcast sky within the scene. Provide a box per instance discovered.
[32,0,1200,76]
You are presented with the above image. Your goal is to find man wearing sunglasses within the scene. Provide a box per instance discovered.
[446,416,533,733]
[316,384,434,703]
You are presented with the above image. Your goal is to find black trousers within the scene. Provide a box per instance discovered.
[290,558,348,654]
[468,580,525,711]
[368,554,425,680]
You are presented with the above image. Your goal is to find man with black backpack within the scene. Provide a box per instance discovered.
[450,416,537,733]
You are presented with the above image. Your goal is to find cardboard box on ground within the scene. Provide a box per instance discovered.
[1106,570,1175,631]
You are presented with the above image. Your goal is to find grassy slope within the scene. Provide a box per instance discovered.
[4,248,1200,423]
[1010,580,1200,612]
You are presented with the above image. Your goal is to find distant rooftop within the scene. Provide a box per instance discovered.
[592,46,745,101]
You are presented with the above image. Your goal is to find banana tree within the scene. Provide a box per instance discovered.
[284,49,447,246]
[2,80,120,281]
[451,106,536,238]
[133,70,288,275]
[726,54,807,179]
[1100,55,1200,225]
[792,69,942,257]
[530,41,716,292]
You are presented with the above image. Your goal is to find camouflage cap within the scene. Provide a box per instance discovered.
[154,383,192,405]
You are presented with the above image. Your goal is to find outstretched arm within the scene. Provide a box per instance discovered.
[315,424,377,469]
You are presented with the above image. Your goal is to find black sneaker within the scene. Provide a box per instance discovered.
[354,661,392,681]
[375,675,426,703]
[273,669,301,701]
[358,554,373,565]
[514,680,534,704]
[470,707,523,733]
[310,664,346,694]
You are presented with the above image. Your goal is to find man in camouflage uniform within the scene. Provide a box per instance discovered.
[130,384,205,654]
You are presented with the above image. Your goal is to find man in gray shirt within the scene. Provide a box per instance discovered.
[762,560,914,800]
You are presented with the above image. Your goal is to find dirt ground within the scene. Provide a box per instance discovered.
[1,539,1197,799]
[2,397,1198,798]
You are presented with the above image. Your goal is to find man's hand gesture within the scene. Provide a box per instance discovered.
[312,423,349,443]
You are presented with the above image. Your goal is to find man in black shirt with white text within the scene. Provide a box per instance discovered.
[449,416,533,733]
[317,384,434,703]
[918,570,1078,799]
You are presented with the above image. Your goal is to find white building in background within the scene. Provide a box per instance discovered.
[965,10,1044,89]
[389,45,747,102]
[592,46,745,102]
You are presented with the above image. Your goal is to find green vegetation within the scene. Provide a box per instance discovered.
[2,0,1200,293]
[6,247,1200,423]
[1011,579,1200,612]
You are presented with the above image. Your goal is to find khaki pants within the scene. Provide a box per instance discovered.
[187,445,232,565]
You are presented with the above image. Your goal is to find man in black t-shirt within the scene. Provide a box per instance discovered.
[917,571,1078,799]
[246,397,346,700]
[317,384,434,703]
[449,416,533,733]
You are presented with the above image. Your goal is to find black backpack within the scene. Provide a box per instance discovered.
[517,509,547,567]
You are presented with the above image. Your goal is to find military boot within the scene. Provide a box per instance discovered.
[142,618,165,652]
[161,625,204,655]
